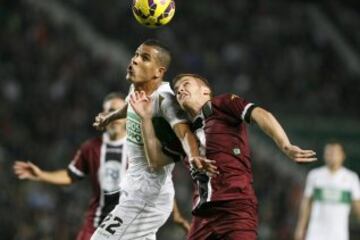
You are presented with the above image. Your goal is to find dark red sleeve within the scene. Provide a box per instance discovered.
[67,143,89,181]
[219,94,256,123]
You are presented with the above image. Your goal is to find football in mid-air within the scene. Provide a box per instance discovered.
[132,0,175,28]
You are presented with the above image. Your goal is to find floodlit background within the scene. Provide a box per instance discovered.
[1,0,359,239]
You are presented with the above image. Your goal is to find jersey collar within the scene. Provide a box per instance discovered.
[103,132,126,146]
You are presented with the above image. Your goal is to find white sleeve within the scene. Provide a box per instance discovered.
[160,92,188,128]
[351,173,360,201]
[304,171,316,198]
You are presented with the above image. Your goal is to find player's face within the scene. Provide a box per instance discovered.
[126,44,164,84]
[174,76,209,109]
[103,98,126,136]
[324,144,345,168]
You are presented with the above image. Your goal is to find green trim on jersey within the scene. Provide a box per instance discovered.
[127,112,143,146]
[313,187,352,204]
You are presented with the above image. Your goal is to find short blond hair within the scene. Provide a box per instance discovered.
[171,73,213,95]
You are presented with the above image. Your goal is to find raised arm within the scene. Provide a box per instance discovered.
[93,104,128,130]
[141,116,174,170]
[129,91,173,170]
[13,161,73,185]
[172,122,217,175]
[129,91,217,175]
[250,107,317,162]
[130,91,218,174]
[294,196,312,240]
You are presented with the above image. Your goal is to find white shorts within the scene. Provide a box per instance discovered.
[90,197,173,240]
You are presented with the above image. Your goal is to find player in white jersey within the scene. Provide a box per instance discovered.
[295,141,360,240]
[92,40,217,240]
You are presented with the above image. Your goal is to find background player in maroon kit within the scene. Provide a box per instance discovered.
[171,74,317,240]
[13,92,128,240]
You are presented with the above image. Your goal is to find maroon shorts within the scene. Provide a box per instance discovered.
[188,199,258,240]
[76,224,95,240]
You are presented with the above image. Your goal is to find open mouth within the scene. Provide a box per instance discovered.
[179,93,188,101]
[127,65,133,74]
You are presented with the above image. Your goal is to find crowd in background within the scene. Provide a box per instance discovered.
[62,0,360,116]
[0,0,359,239]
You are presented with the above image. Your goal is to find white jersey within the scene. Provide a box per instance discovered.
[122,82,187,206]
[305,166,360,240]
[91,82,188,240]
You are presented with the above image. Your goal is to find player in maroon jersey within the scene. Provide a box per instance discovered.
[13,92,190,239]
[13,92,127,240]
[170,73,317,240]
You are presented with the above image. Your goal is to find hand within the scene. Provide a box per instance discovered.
[282,144,317,163]
[93,112,110,131]
[173,214,191,233]
[129,91,152,120]
[189,156,219,176]
[13,161,42,181]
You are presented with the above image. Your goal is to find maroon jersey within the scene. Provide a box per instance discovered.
[189,93,257,215]
[67,133,127,236]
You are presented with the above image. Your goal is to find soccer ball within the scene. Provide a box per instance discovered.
[132,0,176,28]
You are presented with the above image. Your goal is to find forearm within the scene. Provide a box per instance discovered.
[141,118,172,170]
[173,198,187,220]
[252,108,290,151]
[172,198,181,218]
[172,197,191,232]
[38,169,73,185]
[295,197,312,237]
[173,123,200,158]
[108,104,128,122]
[352,200,360,221]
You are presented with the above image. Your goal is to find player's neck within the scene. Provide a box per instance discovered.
[134,79,162,95]
[187,99,210,119]
[109,130,126,141]
[327,164,342,174]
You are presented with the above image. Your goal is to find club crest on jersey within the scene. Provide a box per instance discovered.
[233,147,241,156]
[100,160,122,192]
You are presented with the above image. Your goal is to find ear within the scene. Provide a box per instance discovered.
[201,85,211,96]
[155,67,166,78]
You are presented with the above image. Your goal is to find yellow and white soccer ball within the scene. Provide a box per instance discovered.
[132,0,175,28]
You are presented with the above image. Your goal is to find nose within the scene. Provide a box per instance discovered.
[132,55,139,65]
[176,86,184,95]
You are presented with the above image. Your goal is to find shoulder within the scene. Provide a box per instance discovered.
[157,82,174,95]
[211,93,236,104]
[125,84,135,102]
[157,82,176,104]
[211,93,248,107]
[80,137,102,151]
[342,167,359,180]
[308,166,326,178]
[157,83,180,112]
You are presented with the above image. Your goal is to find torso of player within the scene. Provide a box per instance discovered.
[123,82,183,203]
[68,134,127,228]
[306,167,357,240]
[191,94,257,214]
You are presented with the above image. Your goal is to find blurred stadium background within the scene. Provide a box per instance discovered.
[1,0,359,239]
